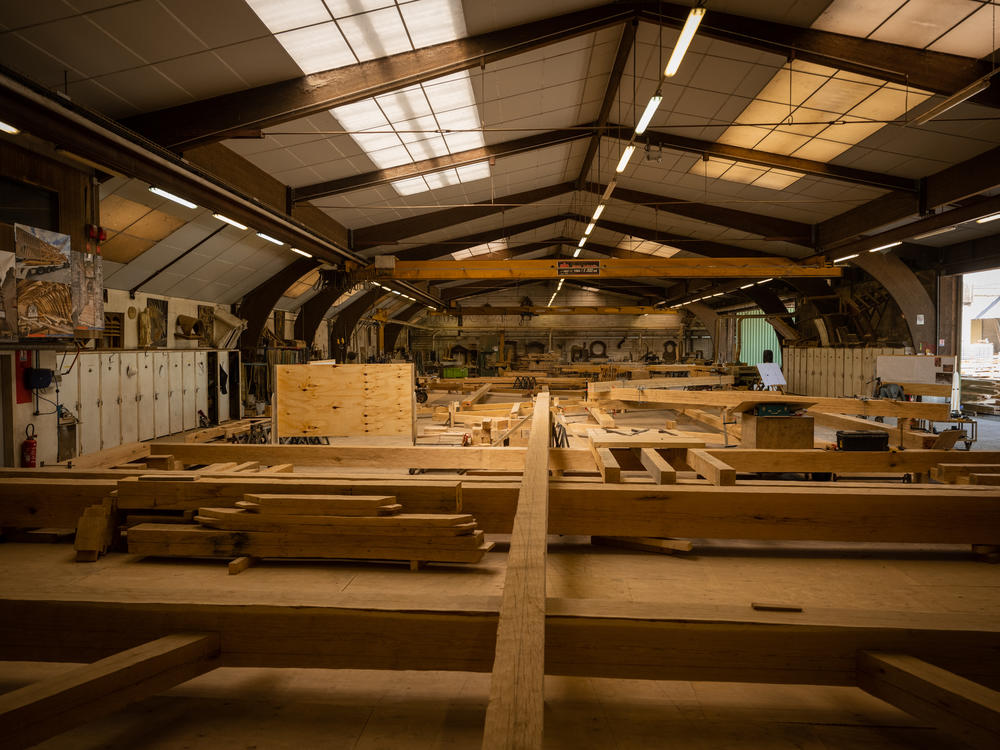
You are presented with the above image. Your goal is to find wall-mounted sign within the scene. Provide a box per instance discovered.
[557,260,600,276]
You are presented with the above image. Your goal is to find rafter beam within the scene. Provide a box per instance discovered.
[591,184,814,245]
[123,5,637,149]
[353,183,574,249]
[576,21,636,188]
[378,257,839,280]
[296,130,588,201]
[391,215,575,260]
[608,124,917,193]
[437,305,677,316]
[639,2,1000,109]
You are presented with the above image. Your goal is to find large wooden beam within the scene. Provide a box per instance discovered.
[122,5,636,149]
[2,598,998,691]
[354,184,573,249]
[0,633,220,750]
[611,125,917,193]
[641,3,1000,109]
[857,651,1000,750]
[237,256,318,347]
[296,130,588,201]
[604,184,814,245]
[483,392,551,749]
[576,21,636,188]
[438,305,679,316]
[379,257,839,280]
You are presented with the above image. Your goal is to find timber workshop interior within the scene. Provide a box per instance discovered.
[2,0,1000,748]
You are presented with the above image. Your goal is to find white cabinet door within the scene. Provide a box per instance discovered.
[168,352,184,435]
[138,352,155,441]
[119,352,139,445]
[153,352,170,438]
[216,352,230,423]
[77,353,101,456]
[57,353,80,458]
[99,352,121,450]
[194,350,208,420]
[182,351,196,430]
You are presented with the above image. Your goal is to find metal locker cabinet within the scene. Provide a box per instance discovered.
[120,352,139,444]
[137,352,155,441]
[57,351,80,458]
[194,350,208,421]
[99,352,122,450]
[152,352,170,438]
[181,351,196,431]
[168,352,184,435]
[77,353,101,456]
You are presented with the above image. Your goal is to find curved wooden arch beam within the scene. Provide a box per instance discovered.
[293,274,353,346]
[383,303,423,352]
[852,252,935,351]
[237,257,317,347]
[743,286,799,342]
[686,302,718,361]
[329,289,384,362]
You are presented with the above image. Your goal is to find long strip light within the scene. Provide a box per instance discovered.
[573,248,582,257]
[257,232,284,246]
[578,237,587,248]
[835,253,859,263]
[869,241,901,253]
[664,6,706,77]
[909,74,993,127]
[212,213,248,230]
[615,144,636,173]
[584,222,596,235]
[290,247,312,258]
[149,186,196,209]
[591,204,605,221]
[977,212,1000,224]
[634,93,663,135]
[0,120,19,135]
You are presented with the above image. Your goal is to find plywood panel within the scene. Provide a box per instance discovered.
[276,363,416,442]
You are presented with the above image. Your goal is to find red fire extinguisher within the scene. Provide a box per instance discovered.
[21,423,37,468]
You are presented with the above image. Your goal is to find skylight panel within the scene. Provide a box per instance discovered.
[812,0,904,38]
[929,5,999,57]
[455,161,490,182]
[400,0,467,48]
[751,170,801,191]
[324,0,396,15]
[868,0,976,49]
[423,169,461,190]
[452,239,506,259]
[338,7,412,59]
[276,22,356,74]
[247,0,331,33]
[802,78,878,114]
[248,0,488,197]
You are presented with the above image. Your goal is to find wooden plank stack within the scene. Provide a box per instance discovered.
[127,493,493,566]
[961,378,1000,415]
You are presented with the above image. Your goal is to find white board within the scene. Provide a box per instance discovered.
[757,363,786,388]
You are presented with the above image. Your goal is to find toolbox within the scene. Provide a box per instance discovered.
[836,430,890,451]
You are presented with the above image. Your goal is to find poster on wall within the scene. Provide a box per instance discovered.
[72,251,104,333]
[0,251,16,342]
[14,223,73,338]
[140,297,168,347]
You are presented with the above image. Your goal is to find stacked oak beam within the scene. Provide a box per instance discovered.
[127,493,492,566]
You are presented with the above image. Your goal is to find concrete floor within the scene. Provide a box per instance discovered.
[1,399,998,748]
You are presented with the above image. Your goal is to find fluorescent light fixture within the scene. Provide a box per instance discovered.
[664,6,705,77]
[212,213,247,230]
[0,120,20,135]
[557,279,564,289]
[148,187,196,209]
[573,248,581,257]
[976,212,1000,224]
[615,144,636,173]
[578,237,587,248]
[909,75,993,127]
[290,247,312,258]
[834,253,859,263]
[757,278,773,285]
[257,232,284,246]
[869,241,901,253]
[392,290,402,295]
[740,283,754,289]
[584,222,595,235]
[712,292,724,297]
[427,306,435,310]
[601,181,616,201]
[592,204,605,221]
[634,93,663,135]
[912,226,956,240]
